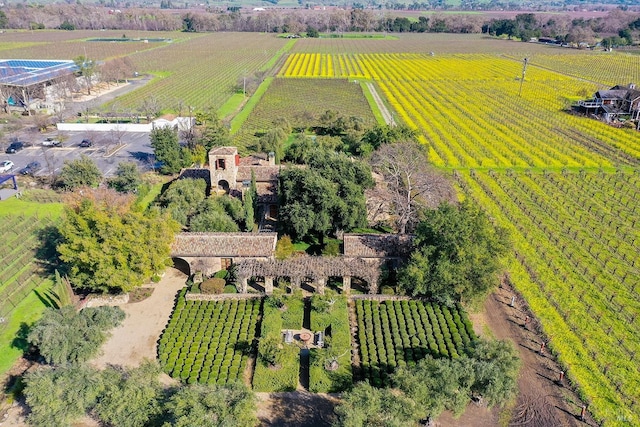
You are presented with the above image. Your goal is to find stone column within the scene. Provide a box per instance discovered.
[264,276,274,294]
[239,276,248,294]
[291,277,301,292]
[367,277,378,295]
[316,277,326,295]
[343,276,351,295]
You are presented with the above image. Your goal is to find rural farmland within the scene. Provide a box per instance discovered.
[275,41,639,424]
[0,30,638,427]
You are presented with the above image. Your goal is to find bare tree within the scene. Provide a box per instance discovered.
[109,124,127,148]
[370,141,456,234]
[139,95,162,123]
[40,146,60,186]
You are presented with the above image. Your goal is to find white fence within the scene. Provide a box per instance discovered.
[57,117,194,133]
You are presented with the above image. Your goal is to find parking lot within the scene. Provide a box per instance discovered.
[1,131,156,178]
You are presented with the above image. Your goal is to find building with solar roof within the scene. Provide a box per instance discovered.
[0,59,78,113]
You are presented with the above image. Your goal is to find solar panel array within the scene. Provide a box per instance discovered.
[0,59,78,87]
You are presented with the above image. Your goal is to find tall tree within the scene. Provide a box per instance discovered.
[57,155,102,191]
[194,108,230,151]
[399,200,511,306]
[370,141,455,234]
[24,364,104,427]
[278,168,338,244]
[108,161,141,193]
[73,55,96,95]
[150,126,190,174]
[57,191,180,293]
[279,147,373,243]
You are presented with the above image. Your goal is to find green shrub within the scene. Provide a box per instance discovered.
[214,269,229,279]
[200,278,226,294]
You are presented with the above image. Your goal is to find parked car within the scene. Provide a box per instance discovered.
[42,137,62,147]
[0,160,14,173]
[20,161,41,175]
[5,141,25,154]
[79,139,93,147]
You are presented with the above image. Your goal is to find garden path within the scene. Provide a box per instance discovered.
[90,268,186,370]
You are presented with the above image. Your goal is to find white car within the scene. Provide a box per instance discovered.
[42,137,61,147]
[0,160,14,173]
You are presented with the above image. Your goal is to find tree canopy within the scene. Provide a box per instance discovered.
[57,155,102,191]
[107,161,142,193]
[278,148,373,243]
[335,338,520,425]
[398,200,511,306]
[27,305,125,365]
[23,362,257,427]
[57,191,180,293]
[333,382,422,427]
[162,382,257,427]
[158,178,245,231]
[24,364,104,427]
[150,126,192,174]
[393,338,520,420]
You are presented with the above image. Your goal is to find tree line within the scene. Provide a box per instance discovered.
[0,6,638,44]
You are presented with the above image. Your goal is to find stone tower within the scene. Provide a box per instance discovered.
[209,146,239,193]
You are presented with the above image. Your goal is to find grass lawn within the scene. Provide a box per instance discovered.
[0,280,52,376]
[0,194,63,218]
[0,193,64,377]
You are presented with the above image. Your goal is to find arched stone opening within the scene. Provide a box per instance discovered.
[275,276,292,293]
[300,276,316,293]
[327,276,345,294]
[172,257,191,276]
[351,276,369,294]
[247,276,265,293]
[217,179,230,193]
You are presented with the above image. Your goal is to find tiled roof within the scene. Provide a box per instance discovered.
[171,232,277,257]
[209,146,238,155]
[343,233,414,258]
[237,165,280,183]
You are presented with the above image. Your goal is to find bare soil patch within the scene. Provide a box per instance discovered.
[90,268,187,369]
[256,392,339,427]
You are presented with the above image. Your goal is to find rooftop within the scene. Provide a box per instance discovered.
[0,59,77,87]
[343,233,414,258]
[171,232,277,257]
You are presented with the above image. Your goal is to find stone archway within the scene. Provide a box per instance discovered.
[217,179,230,193]
[172,257,191,276]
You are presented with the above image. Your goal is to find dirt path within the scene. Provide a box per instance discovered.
[366,82,396,125]
[256,392,339,427]
[478,283,594,427]
[90,268,186,369]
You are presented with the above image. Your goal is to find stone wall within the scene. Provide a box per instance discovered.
[185,292,263,301]
[82,293,129,308]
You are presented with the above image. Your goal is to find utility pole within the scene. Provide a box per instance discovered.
[519,57,529,97]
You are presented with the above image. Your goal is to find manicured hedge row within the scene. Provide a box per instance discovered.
[158,289,260,386]
[355,300,476,386]
[252,292,302,392]
[309,294,352,393]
